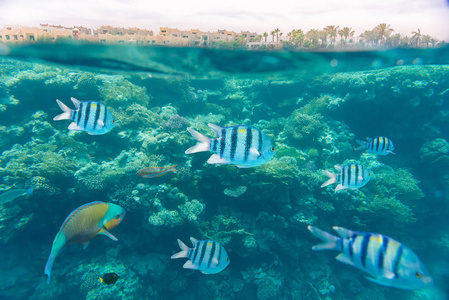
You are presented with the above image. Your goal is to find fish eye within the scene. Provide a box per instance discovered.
[112,120,115,124]
[415,272,421,278]
[115,215,121,219]
[226,258,229,262]
[271,147,275,152]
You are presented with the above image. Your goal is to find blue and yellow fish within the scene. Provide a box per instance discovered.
[45,201,125,284]
[185,123,275,168]
[355,137,395,155]
[53,97,115,135]
[308,226,432,290]
[171,237,230,274]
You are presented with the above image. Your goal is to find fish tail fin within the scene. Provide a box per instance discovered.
[27,186,34,196]
[308,226,342,251]
[185,128,210,154]
[171,239,190,259]
[53,99,72,121]
[355,139,368,151]
[170,164,179,172]
[99,277,103,283]
[321,170,337,188]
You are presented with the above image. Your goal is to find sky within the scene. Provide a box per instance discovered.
[1,0,448,40]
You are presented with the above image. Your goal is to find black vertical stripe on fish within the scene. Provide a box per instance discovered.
[360,233,371,268]
[219,129,226,158]
[212,139,217,152]
[198,240,209,267]
[192,242,201,265]
[381,138,386,153]
[244,127,252,162]
[341,168,345,186]
[93,103,101,130]
[392,244,404,278]
[348,236,354,259]
[386,138,390,152]
[258,129,263,156]
[376,137,381,152]
[207,241,217,268]
[76,102,84,125]
[187,248,192,259]
[377,245,385,271]
[355,164,359,186]
[84,101,91,129]
[70,110,75,120]
[230,126,238,162]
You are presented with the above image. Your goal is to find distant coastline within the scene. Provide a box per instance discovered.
[0,23,445,49]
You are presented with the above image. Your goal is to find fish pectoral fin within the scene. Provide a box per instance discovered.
[358,176,364,181]
[250,148,261,157]
[99,228,118,241]
[82,241,90,249]
[97,119,105,127]
[213,257,219,265]
[382,270,396,279]
[182,260,198,270]
[68,122,83,131]
[335,253,355,267]
[207,154,229,165]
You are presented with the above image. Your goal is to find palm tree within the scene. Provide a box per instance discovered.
[305,29,320,47]
[421,35,432,48]
[374,23,394,44]
[274,28,281,43]
[291,29,305,47]
[411,29,422,47]
[319,30,328,47]
[324,25,339,45]
[430,37,439,48]
[263,32,268,42]
[360,30,380,46]
[270,31,276,42]
[338,27,355,42]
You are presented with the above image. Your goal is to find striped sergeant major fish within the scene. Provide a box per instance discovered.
[355,137,395,155]
[53,97,115,135]
[171,237,230,274]
[185,123,275,168]
[321,163,371,192]
[308,226,432,290]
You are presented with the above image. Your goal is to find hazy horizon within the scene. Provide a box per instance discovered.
[0,0,448,40]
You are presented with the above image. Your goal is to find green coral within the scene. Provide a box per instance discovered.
[284,109,326,145]
[419,138,449,167]
[98,75,150,107]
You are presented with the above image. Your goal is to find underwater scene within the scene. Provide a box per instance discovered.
[0,43,449,300]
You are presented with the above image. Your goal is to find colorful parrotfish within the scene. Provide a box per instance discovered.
[44,201,125,284]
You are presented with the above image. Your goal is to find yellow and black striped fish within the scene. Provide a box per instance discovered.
[185,123,275,168]
[308,226,432,290]
[53,97,115,135]
[356,137,395,155]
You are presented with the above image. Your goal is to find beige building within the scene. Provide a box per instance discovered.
[0,24,96,43]
[0,24,260,47]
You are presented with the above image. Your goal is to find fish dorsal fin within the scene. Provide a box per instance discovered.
[99,228,118,241]
[70,97,81,109]
[207,123,223,137]
[190,237,198,247]
[334,165,343,172]
[332,226,355,239]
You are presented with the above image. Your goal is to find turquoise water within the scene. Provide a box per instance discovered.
[0,43,449,299]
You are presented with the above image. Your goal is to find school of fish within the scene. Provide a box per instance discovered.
[29,98,432,291]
